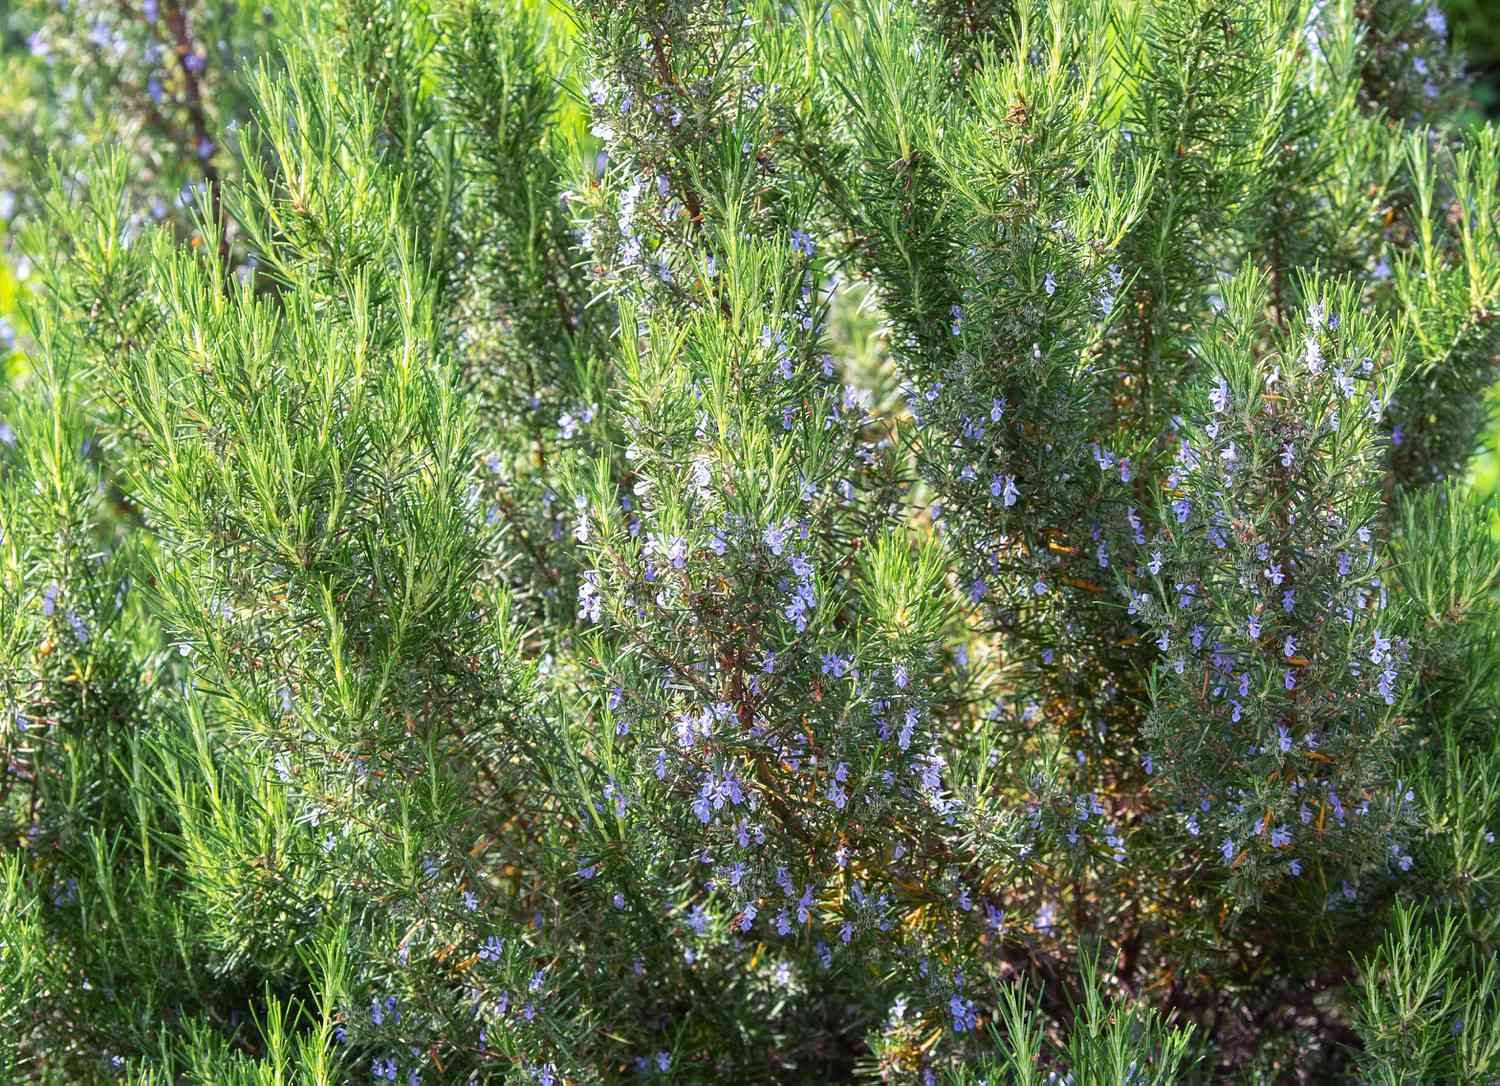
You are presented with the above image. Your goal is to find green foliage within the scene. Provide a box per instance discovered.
[3,0,1500,1083]
[1352,903,1500,1084]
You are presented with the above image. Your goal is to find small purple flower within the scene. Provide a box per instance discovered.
[1209,375,1230,414]
[1035,901,1056,931]
[949,994,978,1032]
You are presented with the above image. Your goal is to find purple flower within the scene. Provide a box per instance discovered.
[1378,663,1399,704]
[1220,837,1236,864]
[1209,375,1230,413]
[990,474,1019,507]
[949,994,977,1033]
[371,995,397,1025]
[578,572,602,623]
[1035,902,1056,931]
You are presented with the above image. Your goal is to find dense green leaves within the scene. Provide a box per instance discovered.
[3,0,1500,1082]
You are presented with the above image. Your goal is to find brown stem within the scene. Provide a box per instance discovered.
[650,35,704,229]
[162,2,230,270]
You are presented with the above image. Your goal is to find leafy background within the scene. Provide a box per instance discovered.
[2,0,1498,472]
[0,2,1495,1081]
